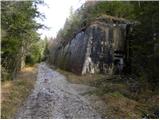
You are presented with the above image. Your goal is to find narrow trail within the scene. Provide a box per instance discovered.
[16,63,102,119]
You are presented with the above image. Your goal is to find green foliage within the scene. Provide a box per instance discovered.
[55,1,135,45]
[25,39,47,65]
[1,66,11,81]
[1,0,45,80]
[129,2,159,90]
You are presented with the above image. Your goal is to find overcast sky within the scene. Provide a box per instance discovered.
[36,0,85,39]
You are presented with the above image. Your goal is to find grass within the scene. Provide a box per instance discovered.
[55,67,107,85]
[101,92,142,118]
[50,66,159,119]
[1,65,37,119]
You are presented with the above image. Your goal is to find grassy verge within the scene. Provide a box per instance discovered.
[55,67,108,85]
[1,65,37,119]
[51,66,159,119]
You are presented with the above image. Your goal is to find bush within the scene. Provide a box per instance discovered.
[1,66,11,81]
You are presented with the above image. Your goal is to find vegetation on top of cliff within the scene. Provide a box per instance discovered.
[51,1,158,91]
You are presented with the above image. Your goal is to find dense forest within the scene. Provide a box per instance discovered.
[1,0,47,81]
[49,1,159,91]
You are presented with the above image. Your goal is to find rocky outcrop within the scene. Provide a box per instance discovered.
[49,16,133,75]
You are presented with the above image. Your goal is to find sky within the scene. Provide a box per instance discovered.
[36,0,86,39]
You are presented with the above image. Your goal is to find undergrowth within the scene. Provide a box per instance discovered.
[1,66,37,119]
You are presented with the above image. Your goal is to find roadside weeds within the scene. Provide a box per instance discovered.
[1,65,37,119]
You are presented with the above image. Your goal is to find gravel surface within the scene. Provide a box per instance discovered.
[15,63,102,119]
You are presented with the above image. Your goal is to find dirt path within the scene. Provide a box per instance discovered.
[15,63,102,119]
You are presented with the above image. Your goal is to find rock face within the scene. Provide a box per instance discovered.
[49,16,132,75]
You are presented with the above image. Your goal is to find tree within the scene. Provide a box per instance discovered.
[1,0,45,80]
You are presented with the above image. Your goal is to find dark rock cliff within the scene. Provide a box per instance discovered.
[49,16,133,75]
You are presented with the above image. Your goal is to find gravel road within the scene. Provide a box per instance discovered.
[15,63,102,119]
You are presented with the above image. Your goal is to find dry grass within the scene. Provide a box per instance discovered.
[101,92,142,118]
[52,66,159,119]
[88,77,159,118]
[1,65,37,119]
[55,68,108,85]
